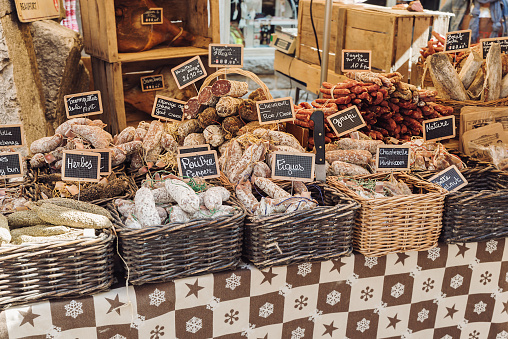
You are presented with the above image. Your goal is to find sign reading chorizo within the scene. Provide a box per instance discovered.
[423,115,456,142]
[256,97,295,124]
[64,91,103,118]
[342,50,371,72]
[171,56,207,89]
[271,152,315,182]
[0,152,23,179]
[0,125,24,149]
[428,165,468,192]
[445,30,471,52]
[141,8,163,24]
[209,44,244,67]
[151,95,185,122]
[376,145,410,171]
[140,74,164,92]
[62,150,101,183]
[327,106,366,137]
[177,150,220,179]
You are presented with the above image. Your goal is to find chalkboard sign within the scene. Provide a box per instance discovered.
[445,30,471,53]
[209,44,244,68]
[327,106,366,137]
[256,97,295,125]
[178,144,211,155]
[0,125,24,149]
[151,95,185,122]
[14,0,60,23]
[177,150,220,179]
[423,115,456,142]
[62,151,101,183]
[271,152,315,182]
[91,149,112,175]
[376,146,411,171]
[171,56,207,89]
[0,152,23,179]
[274,38,291,52]
[428,165,468,192]
[64,91,103,118]
[342,50,371,72]
[140,74,165,92]
[141,8,163,24]
[480,37,508,58]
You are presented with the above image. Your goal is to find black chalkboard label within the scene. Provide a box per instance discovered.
[140,74,165,92]
[64,91,103,118]
[177,150,220,179]
[327,106,366,137]
[342,50,371,72]
[428,165,468,192]
[171,56,207,89]
[141,8,163,25]
[376,146,411,171]
[0,125,24,149]
[62,151,101,182]
[209,44,244,68]
[274,38,291,52]
[423,115,456,142]
[480,37,508,58]
[91,149,111,175]
[256,97,295,125]
[271,151,315,182]
[445,30,471,53]
[0,152,23,179]
[178,144,211,155]
[151,95,185,122]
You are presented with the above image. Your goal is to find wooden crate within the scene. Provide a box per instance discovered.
[79,0,220,63]
[296,1,451,84]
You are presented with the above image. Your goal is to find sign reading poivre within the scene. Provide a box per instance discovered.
[327,106,366,137]
[271,152,315,182]
[171,56,207,89]
[256,97,295,125]
[445,30,471,52]
[342,50,371,72]
[423,116,456,142]
[62,151,101,183]
[376,146,410,171]
[64,91,103,118]
[0,152,23,179]
[209,44,244,67]
[0,125,24,149]
[177,150,220,179]
[428,165,468,192]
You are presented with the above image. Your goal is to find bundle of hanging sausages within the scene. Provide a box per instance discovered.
[293,71,453,147]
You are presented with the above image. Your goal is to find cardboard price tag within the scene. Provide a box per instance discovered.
[15,0,60,23]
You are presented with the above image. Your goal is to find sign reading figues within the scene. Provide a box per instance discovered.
[209,44,244,68]
[342,50,371,72]
[64,91,103,118]
[256,97,295,124]
[428,165,468,192]
[140,74,165,92]
[141,8,163,24]
[271,152,315,182]
[327,106,366,137]
[178,144,211,155]
[177,150,220,179]
[171,56,207,89]
[445,30,472,52]
[0,152,23,179]
[423,115,456,142]
[376,146,411,171]
[62,151,101,182]
[480,37,508,58]
[151,95,185,122]
[0,125,24,149]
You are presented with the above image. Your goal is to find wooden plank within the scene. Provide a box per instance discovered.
[87,0,101,59]
[103,0,118,62]
[393,17,414,81]
[410,16,432,85]
[432,14,451,36]
[117,46,209,63]
[346,9,396,35]
[79,0,92,55]
[298,45,336,71]
[345,28,393,72]
[334,6,347,74]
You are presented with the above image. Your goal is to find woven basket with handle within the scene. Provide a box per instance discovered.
[199,68,273,100]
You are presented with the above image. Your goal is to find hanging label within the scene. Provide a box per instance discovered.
[271,151,315,182]
[445,30,471,53]
[178,144,211,155]
[64,91,103,118]
[274,37,292,52]
[151,95,185,122]
[480,37,508,58]
[256,97,295,125]
[15,0,60,23]
[141,74,165,92]
[171,56,207,89]
[423,115,456,142]
[0,125,24,149]
[177,150,220,179]
[327,106,366,137]
[342,50,371,72]
[376,146,411,171]
[91,149,112,175]
[141,8,163,24]
[428,165,468,192]
[62,151,101,183]
[209,44,244,68]
[0,152,23,179]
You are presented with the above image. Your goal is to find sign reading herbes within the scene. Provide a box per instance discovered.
[140,74,165,92]
[256,97,295,124]
[151,95,185,122]
[376,146,410,171]
[327,106,366,137]
[178,144,211,155]
[62,151,101,183]
[64,91,103,118]
[271,151,315,182]
[0,152,23,179]
[171,56,207,89]
[423,116,456,142]
[342,50,371,72]
[0,125,24,149]
[209,44,244,68]
[141,8,163,24]
[428,165,468,192]
[177,150,220,179]
[445,30,471,53]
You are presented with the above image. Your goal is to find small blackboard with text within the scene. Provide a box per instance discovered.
[209,44,244,68]
[327,106,366,137]
[256,97,295,125]
[271,151,315,182]
[376,146,410,171]
[151,95,185,122]
[91,149,112,175]
[62,151,101,183]
[428,165,468,192]
[178,144,211,155]
[141,8,163,24]
[423,115,456,142]
[64,91,103,118]
[0,152,23,179]
[177,150,220,179]
[480,37,508,58]
[445,30,471,53]
[342,50,371,72]
[274,38,291,52]
[141,74,165,92]
[0,125,24,149]
[171,56,207,89]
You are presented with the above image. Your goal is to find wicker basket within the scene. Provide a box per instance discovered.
[108,198,245,285]
[416,165,508,243]
[327,173,447,257]
[199,68,273,100]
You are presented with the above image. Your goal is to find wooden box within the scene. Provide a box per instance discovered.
[79,0,220,63]
[296,1,451,84]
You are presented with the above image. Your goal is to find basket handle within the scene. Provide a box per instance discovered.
[199,68,273,100]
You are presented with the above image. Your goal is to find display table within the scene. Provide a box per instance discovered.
[1,239,508,339]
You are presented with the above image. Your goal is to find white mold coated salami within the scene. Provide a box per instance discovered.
[211,79,249,98]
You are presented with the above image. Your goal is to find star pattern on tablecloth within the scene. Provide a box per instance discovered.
[186,279,205,298]
[445,304,459,319]
[330,258,347,273]
[502,300,508,314]
[105,294,126,315]
[395,252,410,266]
[322,321,338,336]
[18,306,40,327]
[260,267,277,285]
[386,313,401,329]
[456,243,470,258]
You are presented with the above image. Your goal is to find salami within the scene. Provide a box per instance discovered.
[249,88,268,101]
[239,99,259,121]
[183,97,201,119]
[30,134,64,154]
[198,107,220,129]
[198,86,219,106]
[115,126,136,145]
[216,96,243,117]
[142,120,164,152]
[222,116,244,137]
[211,79,249,98]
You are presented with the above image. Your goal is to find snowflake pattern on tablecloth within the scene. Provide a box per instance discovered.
[356,318,370,333]
[360,286,374,301]
[294,295,309,310]
[291,326,305,339]
[46,325,62,339]
[450,274,464,289]
[391,282,405,298]
[259,302,274,318]
[364,257,378,269]
[401,329,413,339]
[486,239,498,254]
[130,314,145,330]
[241,323,256,337]
[422,278,434,292]
[326,290,341,306]
[297,263,312,277]
[417,308,429,322]
[469,330,480,339]
[497,331,508,339]
[224,309,239,325]
[206,296,221,311]
[109,335,126,339]
[480,271,492,285]
[186,316,202,334]
[373,301,387,315]
[308,309,323,323]
[64,300,83,319]
[474,301,487,315]
[427,247,441,261]
[225,273,241,291]
[150,325,165,339]
[347,273,359,286]
[149,288,166,307]
[441,335,453,339]
[279,283,292,297]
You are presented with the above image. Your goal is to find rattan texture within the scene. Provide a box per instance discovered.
[199,68,273,100]
[327,172,446,257]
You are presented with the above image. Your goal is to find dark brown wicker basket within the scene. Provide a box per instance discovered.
[108,199,245,285]
[417,165,508,243]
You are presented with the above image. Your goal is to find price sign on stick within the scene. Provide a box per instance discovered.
[62,151,101,183]
[423,116,456,142]
[91,149,112,175]
[342,50,371,72]
[209,44,244,68]
[376,146,411,171]
[428,165,468,192]
[327,106,366,137]
[171,56,207,89]
[177,150,220,179]
[178,144,211,155]
[141,8,163,24]
[480,37,508,58]
[445,30,472,53]
[0,125,24,149]
[256,97,295,125]
[0,152,23,179]
[64,91,103,118]
[140,74,164,92]
[271,152,315,182]
[151,95,185,122]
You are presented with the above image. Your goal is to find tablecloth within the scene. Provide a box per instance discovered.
[1,238,508,339]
